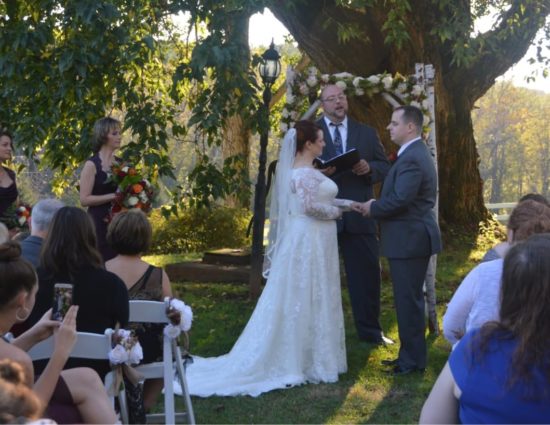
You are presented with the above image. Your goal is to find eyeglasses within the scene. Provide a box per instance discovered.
[322,94,347,103]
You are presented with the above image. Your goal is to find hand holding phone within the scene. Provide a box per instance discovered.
[52,283,73,322]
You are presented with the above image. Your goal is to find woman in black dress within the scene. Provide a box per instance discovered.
[79,117,121,261]
[0,129,18,223]
[105,209,173,411]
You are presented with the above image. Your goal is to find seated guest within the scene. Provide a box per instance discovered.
[21,199,64,268]
[481,193,549,263]
[105,209,173,411]
[0,359,50,424]
[420,234,550,424]
[24,206,129,380]
[0,241,117,424]
[443,200,550,345]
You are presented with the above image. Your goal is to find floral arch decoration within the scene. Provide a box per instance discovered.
[280,66,434,136]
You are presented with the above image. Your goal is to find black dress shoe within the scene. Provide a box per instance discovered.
[387,365,425,376]
[381,358,399,366]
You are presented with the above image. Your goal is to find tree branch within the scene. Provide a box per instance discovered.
[454,0,549,102]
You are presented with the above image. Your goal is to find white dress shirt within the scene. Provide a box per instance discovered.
[323,116,349,153]
[397,136,422,157]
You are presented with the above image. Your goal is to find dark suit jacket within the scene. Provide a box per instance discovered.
[317,117,390,234]
[370,139,442,258]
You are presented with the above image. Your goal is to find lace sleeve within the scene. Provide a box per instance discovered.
[292,169,341,220]
[332,198,354,211]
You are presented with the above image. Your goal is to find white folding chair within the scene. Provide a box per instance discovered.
[126,299,195,425]
[28,329,130,424]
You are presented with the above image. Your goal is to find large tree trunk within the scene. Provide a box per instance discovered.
[222,10,252,208]
[268,0,546,229]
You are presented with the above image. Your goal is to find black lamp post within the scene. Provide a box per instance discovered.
[249,40,281,298]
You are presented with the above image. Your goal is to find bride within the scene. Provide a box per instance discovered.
[186,120,358,397]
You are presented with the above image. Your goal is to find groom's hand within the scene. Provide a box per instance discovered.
[361,199,375,216]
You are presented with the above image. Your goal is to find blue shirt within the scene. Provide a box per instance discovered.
[450,329,550,424]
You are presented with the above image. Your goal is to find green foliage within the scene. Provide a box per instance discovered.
[149,206,251,254]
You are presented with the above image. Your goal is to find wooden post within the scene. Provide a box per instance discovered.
[417,63,440,335]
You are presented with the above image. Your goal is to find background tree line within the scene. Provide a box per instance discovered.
[473,82,550,203]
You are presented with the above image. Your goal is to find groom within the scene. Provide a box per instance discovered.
[360,105,441,375]
[317,84,391,345]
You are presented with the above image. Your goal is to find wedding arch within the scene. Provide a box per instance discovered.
[279,63,440,333]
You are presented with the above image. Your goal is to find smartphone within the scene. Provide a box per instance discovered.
[52,283,73,322]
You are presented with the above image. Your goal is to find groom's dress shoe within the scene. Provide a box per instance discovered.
[386,365,425,376]
[381,358,399,366]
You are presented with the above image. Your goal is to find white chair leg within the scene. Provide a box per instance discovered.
[163,337,176,424]
[173,343,195,425]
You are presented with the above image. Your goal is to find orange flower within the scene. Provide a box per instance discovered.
[132,184,143,194]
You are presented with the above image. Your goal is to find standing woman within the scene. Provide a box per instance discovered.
[0,129,18,219]
[79,117,121,262]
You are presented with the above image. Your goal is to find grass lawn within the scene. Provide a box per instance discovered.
[145,227,498,424]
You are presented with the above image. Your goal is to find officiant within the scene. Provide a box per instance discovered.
[316,84,391,345]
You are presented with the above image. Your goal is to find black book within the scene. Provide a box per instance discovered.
[313,148,360,172]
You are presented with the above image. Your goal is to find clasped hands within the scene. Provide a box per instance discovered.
[350,199,375,216]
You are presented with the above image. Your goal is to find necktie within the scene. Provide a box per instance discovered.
[330,123,343,156]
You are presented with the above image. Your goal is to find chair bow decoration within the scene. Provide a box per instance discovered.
[107,329,144,396]
[164,298,193,340]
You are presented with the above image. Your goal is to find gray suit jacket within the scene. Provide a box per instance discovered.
[317,117,390,234]
[370,139,442,258]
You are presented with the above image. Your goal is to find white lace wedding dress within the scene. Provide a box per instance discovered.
[185,167,349,397]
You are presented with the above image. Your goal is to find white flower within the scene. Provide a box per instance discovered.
[321,74,329,83]
[122,166,129,173]
[335,80,347,90]
[109,344,129,365]
[410,100,421,108]
[333,72,352,79]
[289,110,298,120]
[353,77,364,87]
[285,67,295,85]
[396,83,407,94]
[307,66,317,75]
[382,76,393,90]
[170,299,193,332]
[128,342,143,364]
[142,179,150,187]
[281,108,290,118]
[164,324,181,339]
[299,84,309,95]
[421,99,430,110]
[127,196,139,206]
[18,216,26,226]
[367,75,380,85]
[286,94,295,105]
[280,122,288,132]
[306,75,318,87]
[411,85,423,97]
[180,304,193,332]
[139,192,148,202]
[355,88,365,96]
[423,115,431,126]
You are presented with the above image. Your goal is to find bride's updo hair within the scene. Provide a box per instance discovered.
[0,241,36,308]
[294,120,322,153]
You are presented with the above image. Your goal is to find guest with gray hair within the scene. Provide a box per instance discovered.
[20,198,64,268]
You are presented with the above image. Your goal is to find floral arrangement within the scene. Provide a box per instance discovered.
[108,329,143,366]
[0,203,32,230]
[281,66,433,134]
[108,160,155,219]
[163,298,193,340]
